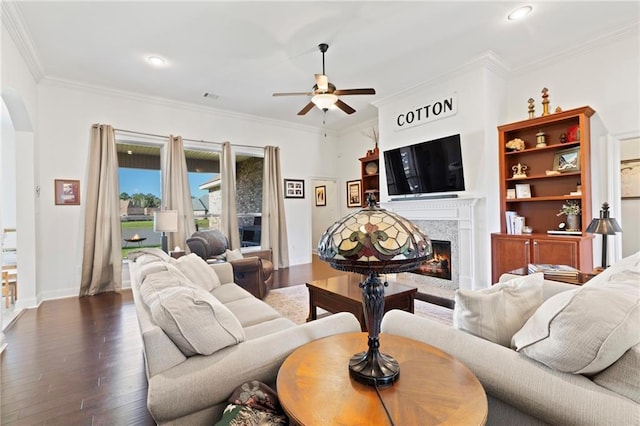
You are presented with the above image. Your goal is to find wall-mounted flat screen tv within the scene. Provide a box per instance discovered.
[383,134,465,196]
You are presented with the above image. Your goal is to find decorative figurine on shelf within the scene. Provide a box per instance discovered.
[527,98,535,118]
[536,130,547,148]
[555,106,563,113]
[512,163,529,179]
[541,87,550,116]
[506,138,525,151]
[364,126,379,155]
[560,133,568,144]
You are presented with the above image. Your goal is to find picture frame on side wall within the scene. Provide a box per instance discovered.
[284,179,305,199]
[347,180,362,208]
[54,179,80,205]
[621,158,640,199]
[315,185,327,206]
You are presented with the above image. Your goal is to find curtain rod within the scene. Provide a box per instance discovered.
[113,127,259,150]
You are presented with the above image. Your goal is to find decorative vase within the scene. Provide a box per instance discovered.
[566,214,580,231]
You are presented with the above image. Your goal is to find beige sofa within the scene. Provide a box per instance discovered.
[381,253,640,425]
[128,249,360,425]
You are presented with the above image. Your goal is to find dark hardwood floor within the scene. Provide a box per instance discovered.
[1,256,339,425]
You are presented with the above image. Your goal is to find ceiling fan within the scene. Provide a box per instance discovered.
[273,43,376,115]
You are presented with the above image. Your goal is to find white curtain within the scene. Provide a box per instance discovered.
[262,146,289,268]
[221,141,240,249]
[162,135,195,251]
[80,124,122,296]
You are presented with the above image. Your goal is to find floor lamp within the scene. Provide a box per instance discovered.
[586,202,622,270]
[154,210,179,253]
[317,194,432,386]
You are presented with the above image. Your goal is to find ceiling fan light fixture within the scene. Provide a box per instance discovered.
[507,5,533,21]
[312,93,338,110]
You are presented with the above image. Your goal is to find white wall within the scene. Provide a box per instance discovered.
[505,27,640,266]
[32,81,339,299]
[1,24,40,310]
[310,179,338,253]
[621,138,640,257]
[374,55,508,286]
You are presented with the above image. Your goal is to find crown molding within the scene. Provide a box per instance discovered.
[512,21,640,74]
[1,1,44,81]
[39,76,333,136]
[373,51,510,108]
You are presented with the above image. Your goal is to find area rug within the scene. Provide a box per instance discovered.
[264,285,453,327]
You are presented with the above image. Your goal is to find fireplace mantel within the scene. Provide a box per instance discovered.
[381,196,482,290]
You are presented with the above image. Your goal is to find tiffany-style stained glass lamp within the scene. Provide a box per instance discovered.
[317,194,432,386]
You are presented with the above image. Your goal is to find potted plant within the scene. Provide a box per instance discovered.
[557,200,581,230]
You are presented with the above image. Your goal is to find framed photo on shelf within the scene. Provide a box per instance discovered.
[515,183,531,199]
[621,158,640,199]
[346,180,362,208]
[315,185,326,206]
[506,188,516,199]
[54,179,80,205]
[284,179,305,199]
[553,146,580,172]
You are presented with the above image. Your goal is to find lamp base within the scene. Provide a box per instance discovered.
[349,347,399,386]
[161,233,168,253]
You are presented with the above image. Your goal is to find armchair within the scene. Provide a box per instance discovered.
[185,230,274,299]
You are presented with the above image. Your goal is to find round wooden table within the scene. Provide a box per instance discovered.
[277,332,487,426]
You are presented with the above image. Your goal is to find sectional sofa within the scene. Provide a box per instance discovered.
[382,252,640,425]
[128,249,360,425]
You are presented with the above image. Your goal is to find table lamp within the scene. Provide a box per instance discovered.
[317,194,431,386]
[154,210,178,253]
[586,202,622,269]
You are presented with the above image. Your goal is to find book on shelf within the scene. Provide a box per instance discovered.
[547,230,582,235]
[505,211,525,235]
[528,263,579,278]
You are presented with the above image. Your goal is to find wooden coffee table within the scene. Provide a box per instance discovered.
[277,332,488,425]
[306,274,417,331]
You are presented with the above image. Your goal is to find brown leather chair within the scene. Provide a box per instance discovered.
[185,230,273,299]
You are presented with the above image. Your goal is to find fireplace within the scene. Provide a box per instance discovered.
[413,240,452,280]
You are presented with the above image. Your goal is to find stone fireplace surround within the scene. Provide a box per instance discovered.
[381,197,481,293]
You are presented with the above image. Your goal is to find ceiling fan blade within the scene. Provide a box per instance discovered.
[335,99,356,115]
[297,102,315,116]
[315,74,329,92]
[273,92,313,97]
[334,88,376,96]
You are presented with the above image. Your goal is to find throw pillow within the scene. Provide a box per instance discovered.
[149,285,245,356]
[453,273,544,347]
[592,343,640,404]
[173,253,222,291]
[225,248,244,261]
[512,283,640,375]
[139,269,196,307]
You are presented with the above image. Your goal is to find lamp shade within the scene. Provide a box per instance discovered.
[317,196,432,274]
[311,93,338,110]
[153,210,178,233]
[585,202,622,235]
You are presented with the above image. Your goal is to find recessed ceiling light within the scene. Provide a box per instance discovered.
[146,55,166,66]
[508,5,533,21]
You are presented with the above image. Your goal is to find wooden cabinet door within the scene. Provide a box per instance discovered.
[532,238,579,268]
[491,235,531,282]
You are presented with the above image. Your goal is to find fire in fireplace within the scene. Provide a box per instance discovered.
[413,239,452,280]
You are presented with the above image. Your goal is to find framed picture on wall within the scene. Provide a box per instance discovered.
[621,158,640,199]
[347,179,362,208]
[54,179,80,205]
[315,185,327,206]
[284,179,305,199]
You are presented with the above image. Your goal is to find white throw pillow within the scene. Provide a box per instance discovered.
[225,248,244,261]
[149,285,245,356]
[453,273,544,347]
[512,283,640,375]
[173,253,222,291]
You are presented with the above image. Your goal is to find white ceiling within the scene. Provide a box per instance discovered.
[8,1,640,131]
